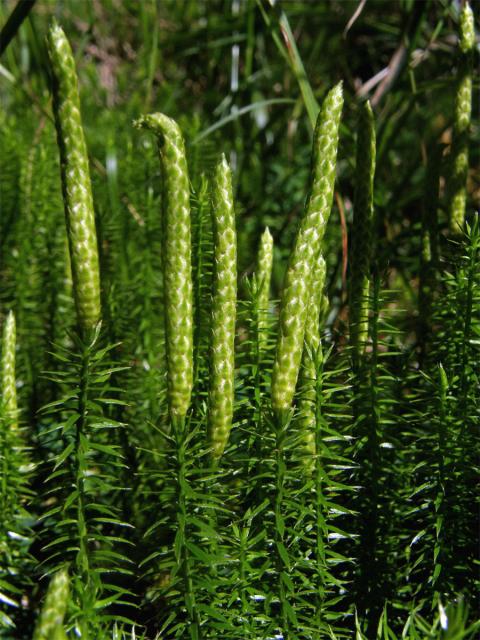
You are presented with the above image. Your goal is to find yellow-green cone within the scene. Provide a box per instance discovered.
[1,311,17,429]
[298,253,327,467]
[32,568,70,640]
[349,100,376,363]
[448,2,474,234]
[256,227,274,351]
[208,155,237,459]
[46,22,101,335]
[271,83,343,412]
[134,113,194,419]
[304,255,326,358]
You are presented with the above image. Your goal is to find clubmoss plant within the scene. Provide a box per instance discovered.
[38,326,134,637]
[432,364,449,593]
[32,568,70,640]
[256,226,273,352]
[0,309,33,631]
[207,154,237,459]
[349,100,376,366]
[266,78,344,626]
[409,218,480,610]
[447,2,474,234]
[271,82,343,412]
[1,311,17,428]
[2,6,480,635]
[134,113,194,420]
[46,21,101,336]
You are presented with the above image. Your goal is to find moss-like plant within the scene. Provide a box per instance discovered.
[0,8,478,638]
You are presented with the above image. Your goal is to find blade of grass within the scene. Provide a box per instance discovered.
[256,0,320,127]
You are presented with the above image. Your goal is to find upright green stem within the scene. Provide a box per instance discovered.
[367,267,381,548]
[0,421,7,546]
[349,101,376,369]
[457,218,478,427]
[356,266,381,624]
[273,409,293,637]
[313,349,327,626]
[348,103,381,622]
[1,312,17,559]
[74,341,92,640]
[172,415,201,639]
[432,365,448,592]
[238,524,249,618]
[447,2,474,234]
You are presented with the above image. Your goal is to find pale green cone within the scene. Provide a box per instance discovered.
[134,113,194,419]
[46,22,101,334]
[271,82,343,411]
[298,253,327,467]
[349,100,376,363]
[448,2,474,234]
[208,155,237,459]
[32,568,70,640]
[1,311,17,429]
[256,226,274,351]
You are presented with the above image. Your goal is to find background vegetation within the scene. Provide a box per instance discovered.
[0,0,479,638]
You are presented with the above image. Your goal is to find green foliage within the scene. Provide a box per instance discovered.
[0,1,478,639]
[37,327,134,636]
